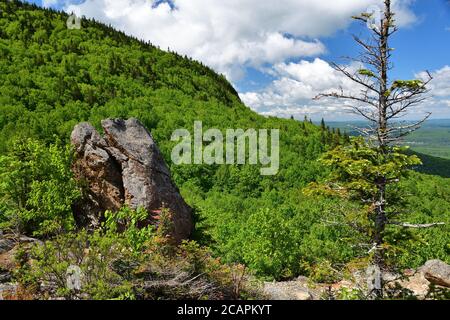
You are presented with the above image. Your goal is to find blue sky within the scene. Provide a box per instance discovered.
[25,0,450,121]
[236,1,450,92]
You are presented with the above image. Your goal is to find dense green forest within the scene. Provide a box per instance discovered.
[0,0,449,296]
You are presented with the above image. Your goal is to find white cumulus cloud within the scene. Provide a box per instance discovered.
[417,66,450,97]
[50,0,424,120]
[63,0,417,81]
[414,66,450,118]
[242,63,450,121]
[240,58,365,120]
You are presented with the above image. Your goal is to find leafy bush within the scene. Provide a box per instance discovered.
[0,138,80,237]
[13,207,260,300]
[15,230,136,300]
[103,206,155,253]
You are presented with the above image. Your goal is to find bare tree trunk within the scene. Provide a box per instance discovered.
[369,0,392,299]
[314,0,436,300]
[372,185,386,298]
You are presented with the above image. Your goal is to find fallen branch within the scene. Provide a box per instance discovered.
[389,222,445,229]
[367,243,381,254]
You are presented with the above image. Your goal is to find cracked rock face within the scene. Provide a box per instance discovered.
[71,118,192,242]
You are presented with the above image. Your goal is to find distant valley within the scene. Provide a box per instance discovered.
[327,119,450,159]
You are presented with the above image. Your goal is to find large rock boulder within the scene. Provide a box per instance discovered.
[71,118,193,242]
[71,122,125,228]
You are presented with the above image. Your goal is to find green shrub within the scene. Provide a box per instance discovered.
[335,287,365,300]
[15,230,137,300]
[0,138,80,237]
[103,206,155,253]
[14,207,260,300]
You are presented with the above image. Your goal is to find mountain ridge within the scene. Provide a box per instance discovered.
[1,1,449,281]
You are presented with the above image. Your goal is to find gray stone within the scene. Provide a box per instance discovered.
[0,272,11,283]
[420,259,450,288]
[71,122,125,229]
[366,264,382,297]
[263,280,314,300]
[71,118,193,242]
[0,238,15,255]
[66,265,84,291]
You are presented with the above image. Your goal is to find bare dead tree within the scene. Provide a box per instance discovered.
[314,0,441,299]
[316,1,432,148]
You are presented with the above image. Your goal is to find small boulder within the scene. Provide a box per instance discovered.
[263,279,314,300]
[393,260,450,299]
[0,272,11,284]
[420,260,450,288]
[397,272,431,299]
[0,235,42,273]
[0,238,15,255]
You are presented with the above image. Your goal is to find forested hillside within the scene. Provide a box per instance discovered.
[0,0,448,289]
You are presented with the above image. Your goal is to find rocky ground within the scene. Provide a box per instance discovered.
[2,229,449,300]
[0,232,43,300]
[262,260,450,300]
